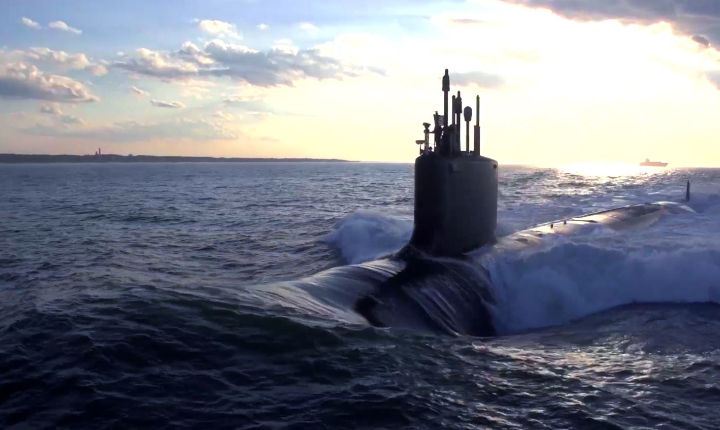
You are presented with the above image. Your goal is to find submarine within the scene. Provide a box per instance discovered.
[294,70,695,337]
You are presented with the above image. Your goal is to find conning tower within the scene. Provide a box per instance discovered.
[409,69,498,257]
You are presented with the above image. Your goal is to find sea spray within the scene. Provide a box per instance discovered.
[487,240,720,334]
[322,210,413,264]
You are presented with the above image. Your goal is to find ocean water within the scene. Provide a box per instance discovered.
[1,162,720,429]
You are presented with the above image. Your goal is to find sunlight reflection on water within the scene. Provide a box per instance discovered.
[557,162,668,178]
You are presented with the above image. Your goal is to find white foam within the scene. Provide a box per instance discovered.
[322,210,412,264]
[487,234,720,334]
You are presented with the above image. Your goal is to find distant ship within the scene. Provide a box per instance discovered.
[640,158,668,167]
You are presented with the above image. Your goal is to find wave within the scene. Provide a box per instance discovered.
[685,190,720,215]
[486,241,720,334]
[322,211,412,264]
[323,211,522,266]
[254,256,496,336]
[277,194,720,337]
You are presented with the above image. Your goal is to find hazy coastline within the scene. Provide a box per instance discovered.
[0,154,352,164]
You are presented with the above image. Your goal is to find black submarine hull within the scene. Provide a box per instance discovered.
[306,201,695,337]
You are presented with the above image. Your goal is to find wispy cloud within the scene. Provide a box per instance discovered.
[150,99,186,108]
[221,83,269,106]
[113,48,198,79]
[175,79,215,99]
[113,39,374,87]
[61,115,84,125]
[299,22,319,32]
[707,71,720,90]
[257,23,269,30]
[48,21,83,35]
[21,17,41,29]
[131,86,150,97]
[437,17,501,28]
[40,104,63,115]
[38,104,85,126]
[452,71,505,89]
[214,111,235,121]
[86,64,108,76]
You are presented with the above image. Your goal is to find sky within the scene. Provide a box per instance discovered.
[1,0,720,166]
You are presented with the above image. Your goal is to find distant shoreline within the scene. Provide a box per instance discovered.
[0,154,353,164]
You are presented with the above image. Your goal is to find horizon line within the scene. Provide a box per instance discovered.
[1,153,719,169]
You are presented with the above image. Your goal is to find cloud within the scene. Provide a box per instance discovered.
[12,47,107,76]
[59,115,84,126]
[22,17,41,29]
[214,111,235,121]
[707,71,720,89]
[113,39,374,87]
[257,23,269,30]
[223,97,265,107]
[221,83,268,105]
[273,39,299,54]
[27,47,90,69]
[499,0,720,47]
[452,71,506,89]
[203,39,258,58]
[202,39,364,85]
[40,104,63,115]
[175,78,215,99]
[25,118,237,141]
[693,35,711,47]
[197,19,233,34]
[131,85,150,96]
[38,104,84,126]
[178,42,215,65]
[445,18,491,26]
[48,21,82,35]
[113,48,198,79]
[0,63,99,103]
[150,99,185,108]
[299,22,319,32]
[197,19,241,39]
[86,64,108,76]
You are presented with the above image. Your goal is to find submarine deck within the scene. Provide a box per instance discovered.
[491,201,695,252]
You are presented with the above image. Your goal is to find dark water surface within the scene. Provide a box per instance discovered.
[1,162,719,429]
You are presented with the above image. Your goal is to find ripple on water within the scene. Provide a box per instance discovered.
[0,163,719,429]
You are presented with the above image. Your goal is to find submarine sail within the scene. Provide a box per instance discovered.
[407,69,498,257]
